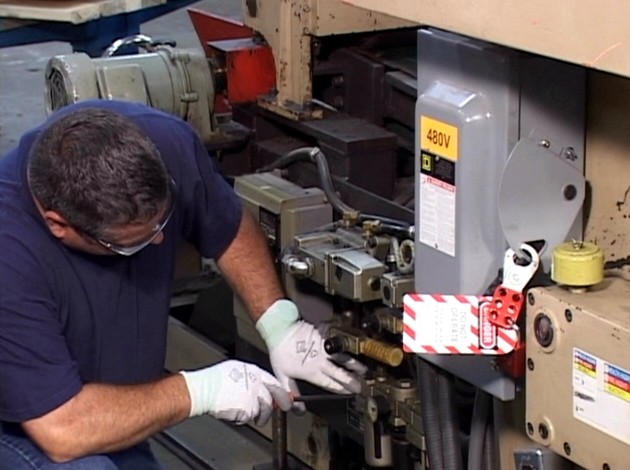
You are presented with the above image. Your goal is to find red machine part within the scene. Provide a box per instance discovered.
[496,340,526,378]
[188,9,254,54]
[188,9,276,112]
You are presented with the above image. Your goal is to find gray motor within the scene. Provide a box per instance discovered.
[44,38,217,144]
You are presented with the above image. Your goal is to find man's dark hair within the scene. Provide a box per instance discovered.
[28,107,171,240]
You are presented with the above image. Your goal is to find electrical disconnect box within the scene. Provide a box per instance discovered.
[414,29,586,399]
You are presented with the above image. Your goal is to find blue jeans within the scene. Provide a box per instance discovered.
[0,427,163,470]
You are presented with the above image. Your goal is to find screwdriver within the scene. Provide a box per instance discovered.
[293,394,354,402]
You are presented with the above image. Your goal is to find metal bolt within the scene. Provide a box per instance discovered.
[563,442,571,456]
[565,309,573,322]
[527,358,535,371]
[539,139,551,148]
[563,147,578,161]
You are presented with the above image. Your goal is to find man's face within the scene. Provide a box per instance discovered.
[38,178,177,256]
[62,211,168,256]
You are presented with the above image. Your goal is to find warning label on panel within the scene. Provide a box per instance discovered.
[419,151,456,257]
[420,151,455,184]
[573,348,630,445]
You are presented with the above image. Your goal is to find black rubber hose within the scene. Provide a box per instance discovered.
[466,390,491,470]
[255,147,313,173]
[482,410,496,470]
[256,147,358,218]
[417,358,444,470]
[256,147,415,232]
[437,372,464,470]
[309,148,357,216]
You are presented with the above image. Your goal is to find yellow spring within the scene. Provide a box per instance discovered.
[360,338,404,367]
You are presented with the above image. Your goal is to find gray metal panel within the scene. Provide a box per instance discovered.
[413,29,586,400]
[498,138,585,271]
[414,28,519,400]
[515,57,586,269]
[415,27,518,296]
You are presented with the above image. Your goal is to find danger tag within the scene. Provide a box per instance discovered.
[402,293,518,355]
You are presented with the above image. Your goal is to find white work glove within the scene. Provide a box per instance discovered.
[255,299,367,412]
[179,360,292,426]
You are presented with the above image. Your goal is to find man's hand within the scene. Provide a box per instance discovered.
[179,360,292,426]
[255,300,367,411]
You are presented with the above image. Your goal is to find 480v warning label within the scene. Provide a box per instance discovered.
[418,115,458,257]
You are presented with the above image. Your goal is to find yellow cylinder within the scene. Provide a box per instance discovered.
[551,241,604,287]
[359,338,404,367]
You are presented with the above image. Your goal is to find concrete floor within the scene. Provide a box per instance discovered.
[0,2,278,469]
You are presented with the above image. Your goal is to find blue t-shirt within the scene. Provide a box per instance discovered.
[0,100,243,422]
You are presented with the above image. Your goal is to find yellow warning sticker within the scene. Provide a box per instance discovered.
[420,116,458,161]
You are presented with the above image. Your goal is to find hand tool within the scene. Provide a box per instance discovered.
[293,394,354,402]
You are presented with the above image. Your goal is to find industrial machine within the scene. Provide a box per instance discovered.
[43,2,630,469]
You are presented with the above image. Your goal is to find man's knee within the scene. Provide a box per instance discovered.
[0,434,117,470]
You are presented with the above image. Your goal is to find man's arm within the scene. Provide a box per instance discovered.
[216,210,285,320]
[22,374,190,463]
[22,360,292,463]
[216,209,365,401]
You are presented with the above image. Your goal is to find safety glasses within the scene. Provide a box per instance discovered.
[96,178,178,256]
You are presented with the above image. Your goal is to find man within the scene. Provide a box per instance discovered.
[0,100,364,469]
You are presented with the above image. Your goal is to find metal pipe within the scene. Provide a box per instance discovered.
[293,394,353,402]
[271,408,288,469]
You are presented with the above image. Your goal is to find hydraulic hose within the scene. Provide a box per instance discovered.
[467,390,491,470]
[309,148,357,217]
[256,147,358,219]
[482,416,496,470]
[417,358,444,470]
[257,147,414,232]
[438,372,464,470]
[255,147,313,173]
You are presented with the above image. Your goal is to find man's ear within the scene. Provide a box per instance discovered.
[43,211,70,239]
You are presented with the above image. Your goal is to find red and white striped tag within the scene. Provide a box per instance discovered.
[402,293,519,355]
